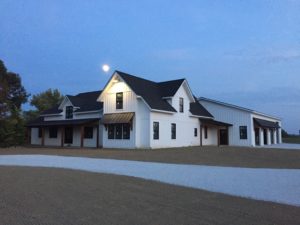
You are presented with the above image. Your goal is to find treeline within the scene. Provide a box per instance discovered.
[0,59,64,147]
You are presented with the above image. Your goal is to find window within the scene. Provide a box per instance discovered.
[123,124,130,139]
[108,125,114,139]
[204,126,208,139]
[153,122,159,140]
[194,128,197,137]
[116,92,123,109]
[49,127,57,138]
[107,124,131,140]
[84,127,93,139]
[171,123,176,139]
[66,106,73,119]
[115,124,122,139]
[179,97,184,113]
[240,126,248,139]
[38,128,42,138]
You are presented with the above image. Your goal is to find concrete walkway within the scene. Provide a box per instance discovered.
[263,143,300,150]
[0,155,300,207]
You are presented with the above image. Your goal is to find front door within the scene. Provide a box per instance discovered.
[64,127,73,144]
[219,129,228,145]
[255,128,260,145]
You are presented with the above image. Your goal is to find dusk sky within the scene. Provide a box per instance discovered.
[1,0,299,133]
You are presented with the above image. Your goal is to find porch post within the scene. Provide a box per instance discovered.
[96,125,99,148]
[41,127,45,146]
[80,126,84,148]
[273,129,277,144]
[217,128,220,146]
[61,126,64,147]
[267,129,271,145]
[259,128,264,146]
[200,125,203,146]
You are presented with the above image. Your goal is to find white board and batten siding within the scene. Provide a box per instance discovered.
[150,85,200,148]
[200,100,253,146]
[101,80,138,149]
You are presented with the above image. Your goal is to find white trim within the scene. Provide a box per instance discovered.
[189,114,214,119]
[40,113,62,117]
[151,109,175,114]
[58,96,74,110]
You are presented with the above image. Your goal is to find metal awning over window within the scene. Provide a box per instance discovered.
[101,112,134,124]
[200,119,232,127]
[253,118,280,128]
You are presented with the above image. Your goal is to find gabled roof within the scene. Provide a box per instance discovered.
[116,71,178,112]
[158,79,185,97]
[190,96,214,118]
[199,97,281,120]
[41,91,103,115]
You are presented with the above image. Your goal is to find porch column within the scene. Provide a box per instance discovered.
[41,127,45,146]
[200,125,203,146]
[61,126,64,147]
[80,126,84,148]
[96,125,99,148]
[273,129,277,144]
[278,128,282,143]
[267,129,271,145]
[259,128,264,146]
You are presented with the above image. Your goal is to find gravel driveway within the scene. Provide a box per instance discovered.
[1,154,300,207]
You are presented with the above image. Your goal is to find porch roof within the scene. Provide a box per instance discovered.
[200,119,232,127]
[254,118,280,129]
[101,112,134,124]
[26,117,99,127]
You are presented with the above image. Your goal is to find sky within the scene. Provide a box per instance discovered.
[0,0,299,134]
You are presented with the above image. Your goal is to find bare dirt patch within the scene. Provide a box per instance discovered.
[1,145,300,168]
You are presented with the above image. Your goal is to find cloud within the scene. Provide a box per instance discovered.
[224,47,300,63]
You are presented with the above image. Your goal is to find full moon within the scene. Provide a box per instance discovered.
[102,64,110,72]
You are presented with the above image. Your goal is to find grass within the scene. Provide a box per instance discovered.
[283,136,300,144]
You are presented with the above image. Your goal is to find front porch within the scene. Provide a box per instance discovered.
[27,118,101,148]
[253,118,281,146]
[200,119,232,146]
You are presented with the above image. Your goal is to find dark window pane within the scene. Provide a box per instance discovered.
[179,97,184,113]
[123,124,130,139]
[66,106,73,119]
[194,128,197,137]
[84,127,93,139]
[153,122,159,140]
[108,125,114,139]
[116,92,123,109]
[115,124,122,139]
[171,123,176,139]
[49,127,57,138]
[240,126,248,139]
[38,128,42,138]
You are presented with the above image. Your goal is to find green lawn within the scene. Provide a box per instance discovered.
[283,136,300,144]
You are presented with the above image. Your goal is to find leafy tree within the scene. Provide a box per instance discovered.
[0,60,29,147]
[281,129,289,138]
[30,88,64,113]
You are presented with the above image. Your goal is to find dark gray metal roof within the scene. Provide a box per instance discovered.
[101,112,134,124]
[26,117,99,127]
[200,119,232,127]
[254,118,280,128]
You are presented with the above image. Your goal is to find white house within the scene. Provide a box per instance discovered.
[199,97,282,147]
[27,70,282,149]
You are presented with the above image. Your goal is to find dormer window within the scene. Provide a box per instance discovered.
[116,92,123,109]
[179,97,184,113]
[66,106,73,119]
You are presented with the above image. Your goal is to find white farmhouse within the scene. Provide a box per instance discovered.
[27,71,282,149]
[199,97,282,147]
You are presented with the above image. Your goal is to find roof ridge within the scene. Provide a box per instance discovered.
[115,70,157,85]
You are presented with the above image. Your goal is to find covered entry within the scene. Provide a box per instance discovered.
[253,118,280,146]
[200,119,232,146]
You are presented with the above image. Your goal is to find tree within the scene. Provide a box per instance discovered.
[30,88,64,113]
[0,60,29,147]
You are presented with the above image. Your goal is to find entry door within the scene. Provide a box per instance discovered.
[255,128,260,145]
[219,129,228,145]
[65,127,73,144]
